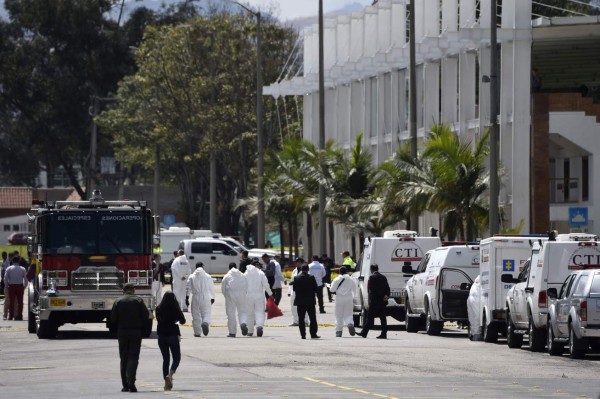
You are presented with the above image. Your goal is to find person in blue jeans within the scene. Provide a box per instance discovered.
[156,291,186,391]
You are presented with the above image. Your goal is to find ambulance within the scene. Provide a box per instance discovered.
[476,235,547,342]
[352,230,441,327]
[503,232,599,351]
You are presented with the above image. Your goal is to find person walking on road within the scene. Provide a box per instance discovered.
[244,263,272,337]
[293,264,320,339]
[271,255,285,305]
[170,250,190,311]
[156,291,185,391]
[110,283,150,393]
[287,258,306,326]
[360,264,390,339]
[308,255,326,314]
[330,266,357,337]
[321,254,334,302]
[2,251,12,320]
[187,263,215,337]
[4,256,28,320]
[261,253,276,294]
[221,262,248,337]
[239,250,252,274]
[152,254,164,304]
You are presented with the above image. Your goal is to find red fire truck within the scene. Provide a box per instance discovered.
[27,191,159,338]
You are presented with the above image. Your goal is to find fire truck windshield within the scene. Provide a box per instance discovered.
[44,212,146,255]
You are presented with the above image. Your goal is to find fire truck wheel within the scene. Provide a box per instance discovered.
[28,311,36,334]
[142,319,153,338]
[37,320,58,339]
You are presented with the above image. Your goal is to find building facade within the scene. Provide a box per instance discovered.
[265,0,600,249]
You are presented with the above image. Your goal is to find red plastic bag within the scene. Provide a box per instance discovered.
[266,297,283,319]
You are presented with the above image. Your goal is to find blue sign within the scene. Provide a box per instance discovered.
[503,259,515,272]
[569,207,588,227]
[163,214,175,226]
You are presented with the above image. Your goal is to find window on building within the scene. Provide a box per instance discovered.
[370,77,378,137]
[383,73,391,134]
[3,225,10,232]
[12,225,19,231]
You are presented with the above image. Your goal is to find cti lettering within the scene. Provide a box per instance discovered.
[394,248,420,258]
[572,254,600,265]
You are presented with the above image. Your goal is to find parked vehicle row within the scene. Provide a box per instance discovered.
[352,231,600,360]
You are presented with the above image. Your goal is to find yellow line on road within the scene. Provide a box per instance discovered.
[0,327,27,332]
[304,377,399,399]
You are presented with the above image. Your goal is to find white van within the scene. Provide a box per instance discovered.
[477,235,547,342]
[503,232,599,351]
[159,227,217,262]
[353,231,441,326]
[178,238,240,276]
[404,244,480,335]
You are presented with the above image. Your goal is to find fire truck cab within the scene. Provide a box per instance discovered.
[27,190,159,339]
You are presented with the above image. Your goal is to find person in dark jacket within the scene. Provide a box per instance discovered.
[321,254,334,302]
[110,283,150,393]
[239,250,252,274]
[156,291,186,391]
[293,264,320,339]
[360,264,391,339]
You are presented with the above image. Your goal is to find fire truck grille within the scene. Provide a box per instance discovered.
[72,271,124,291]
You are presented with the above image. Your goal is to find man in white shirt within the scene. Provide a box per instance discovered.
[271,255,285,305]
[170,250,190,311]
[308,255,327,314]
[4,256,28,320]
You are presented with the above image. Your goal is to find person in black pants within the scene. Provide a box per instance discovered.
[360,264,390,339]
[293,264,320,339]
[321,254,334,302]
[156,291,186,391]
[110,283,150,392]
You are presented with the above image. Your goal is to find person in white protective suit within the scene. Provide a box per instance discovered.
[467,275,482,341]
[187,262,215,337]
[221,262,248,337]
[170,250,190,311]
[244,262,272,337]
[329,266,357,337]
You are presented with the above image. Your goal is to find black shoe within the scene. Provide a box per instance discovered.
[360,332,367,338]
[320,310,326,314]
[311,335,321,339]
[129,385,137,393]
[376,335,387,339]
[121,387,129,392]
[301,336,306,339]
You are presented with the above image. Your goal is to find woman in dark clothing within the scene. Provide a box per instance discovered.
[156,291,186,391]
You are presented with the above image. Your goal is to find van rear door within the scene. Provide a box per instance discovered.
[438,268,473,320]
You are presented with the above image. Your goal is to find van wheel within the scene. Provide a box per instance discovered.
[483,314,498,343]
[528,317,546,352]
[568,323,587,359]
[547,321,564,356]
[425,308,443,336]
[405,300,419,333]
[28,310,37,334]
[506,312,523,348]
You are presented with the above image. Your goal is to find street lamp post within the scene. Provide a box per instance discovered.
[408,0,419,231]
[318,0,326,254]
[489,0,500,235]
[229,1,265,248]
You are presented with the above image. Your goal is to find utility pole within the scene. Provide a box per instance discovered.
[153,143,160,218]
[318,0,327,254]
[489,0,500,235]
[87,96,99,200]
[408,0,419,231]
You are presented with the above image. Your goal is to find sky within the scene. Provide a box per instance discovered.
[237,1,372,21]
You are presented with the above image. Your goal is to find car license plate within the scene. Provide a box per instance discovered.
[92,301,105,310]
[50,298,66,307]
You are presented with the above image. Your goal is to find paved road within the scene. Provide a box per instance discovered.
[1,286,599,399]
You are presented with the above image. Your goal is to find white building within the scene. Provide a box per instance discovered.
[265,0,600,250]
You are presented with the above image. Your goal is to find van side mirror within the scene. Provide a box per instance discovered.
[358,276,364,281]
[460,282,471,291]
[402,265,414,274]
[501,274,517,284]
[547,288,558,299]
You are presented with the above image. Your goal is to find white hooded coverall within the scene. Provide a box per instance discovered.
[170,255,191,310]
[187,267,215,335]
[244,265,272,333]
[330,274,356,332]
[288,267,301,324]
[221,268,248,335]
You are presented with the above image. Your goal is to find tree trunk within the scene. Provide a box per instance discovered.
[279,216,285,260]
[351,235,357,261]
[359,232,365,254]
[305,211,313,261]
[328,220,334,260]
[293,215,299,259]
[288,216,294,260]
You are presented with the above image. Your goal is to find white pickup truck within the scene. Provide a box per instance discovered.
[404,244,480,335]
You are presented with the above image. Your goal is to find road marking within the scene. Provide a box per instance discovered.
[0,327,28,332]
[180,323,336,328]
[304,377,400,399]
